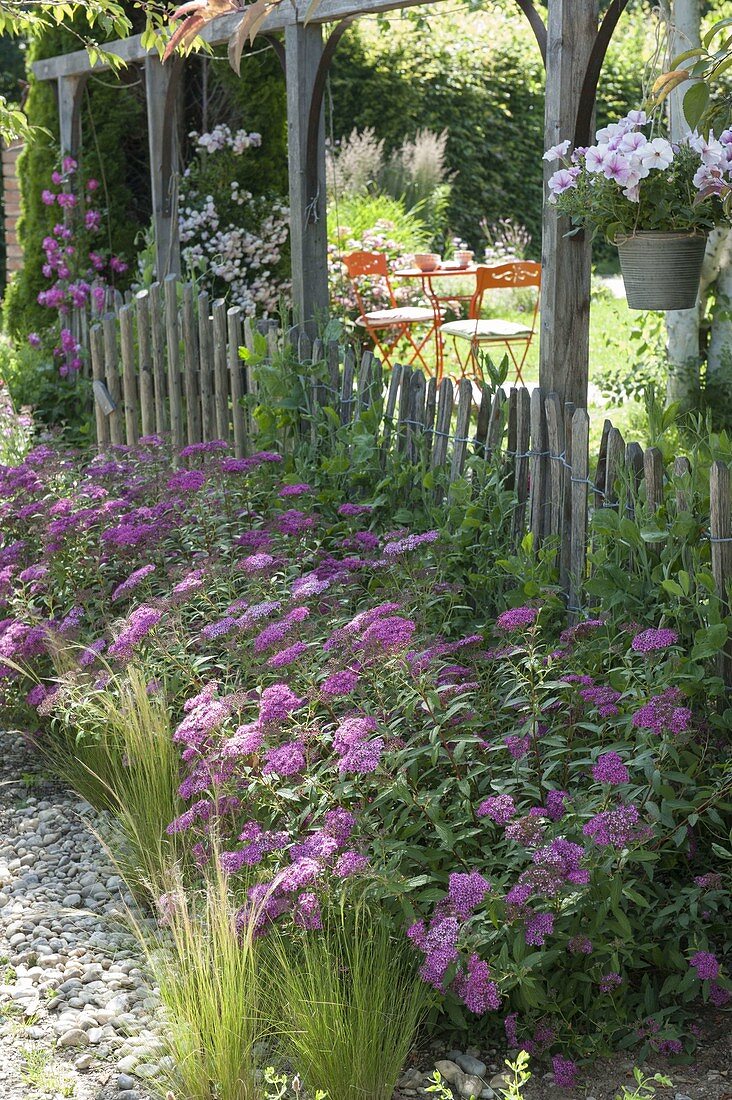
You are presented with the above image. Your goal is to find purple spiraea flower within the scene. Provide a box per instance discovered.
[320,668,359,697]
[111,563,156,602]
[599,972,623,993]
[381,529,439,556]
[447,871,491,920]
[477,794,516,825]
[262,740,306,777]
[545,790,569,821]
[631,627,679,653]
[524,911,554,946]
[551,1055,578,1088]
[632,689,692,736]
[495,606,538,632]
[452,953,501,1014]
[268,642,309,668]
[567,935,593,955]
[333,851,369,878]
[259,682,303,725]
[278,483,311,497]
[592,751,629,785]
[690,950,719,980]
[583,803,650,849]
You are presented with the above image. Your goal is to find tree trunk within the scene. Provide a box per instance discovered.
[708,231,732,379]
[661,0,703,406]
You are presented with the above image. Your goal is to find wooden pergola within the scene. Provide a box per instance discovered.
[32,0,634,408]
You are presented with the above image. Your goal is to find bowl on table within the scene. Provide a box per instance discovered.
[454,250,474,268]
[413,253,442,272]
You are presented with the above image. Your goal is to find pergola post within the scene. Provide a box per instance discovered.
[144,55,182,279]
[57,74,85,157]
[539,0,599,409]
[284,21,329,331]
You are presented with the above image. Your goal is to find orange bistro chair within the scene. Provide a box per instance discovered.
[342,251,439,374]
[439,261,541,384]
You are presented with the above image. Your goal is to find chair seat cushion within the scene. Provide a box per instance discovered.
[440,319,532,340]
[359,307,436,325]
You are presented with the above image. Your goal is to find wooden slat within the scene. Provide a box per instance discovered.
[424,376,437,451]
[311,337,325,416]
[595,418,612,507]
[710,460,732,684]
[397,364,412,453]
[643,446,664,555]
[118,304,138,446]
[340,347,356,425]
[604,426,625,508]
[529,387,547,547]
[102,312,124,447]
[243,317,257,439]
[474,383,491,456]
[559,400,576,599]
[380,362,403,461]
[227,306,246,458]
[506,388,518,491]
[355,350,374,418]
[673,455,692,513]
[182,283,202,445]
[213,299,231,442]
[450,377,473,482]
[135,291,155,439]
[327,341,341,416]
[164,274,184,451]
[486,389,505,459]
[625,442,644,514]
[431,377,453,469]
[407,369,426,464]
[511,387,531,544]
[544,392,564,544]
[198,290,216,441]
[89,323,110,448]
[568,408,590,624]
[149,281,168,434]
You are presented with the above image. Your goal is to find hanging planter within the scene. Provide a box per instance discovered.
[615,231,707,311]
[543,107,730,312]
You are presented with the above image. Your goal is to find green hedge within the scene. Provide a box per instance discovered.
[329,6,651,254]
[3,25,147,338]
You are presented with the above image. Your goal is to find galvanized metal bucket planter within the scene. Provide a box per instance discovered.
[616,231,707,311]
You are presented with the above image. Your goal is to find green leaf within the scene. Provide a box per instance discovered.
[683,82,711,130]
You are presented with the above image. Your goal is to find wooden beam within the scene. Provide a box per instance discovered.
[539,0,598,409]
[32,0,454,81]
[285,21,329,329]
[145,54,183,278]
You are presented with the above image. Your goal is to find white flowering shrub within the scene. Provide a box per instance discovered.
[179,125,290,317]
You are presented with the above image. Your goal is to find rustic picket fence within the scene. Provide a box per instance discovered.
[90,275,732,679]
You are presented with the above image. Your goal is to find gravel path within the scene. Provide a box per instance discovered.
[1,728,729,1100]
[0,728,163,1100]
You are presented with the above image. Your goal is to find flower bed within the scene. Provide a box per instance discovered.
[0,436,729,1090]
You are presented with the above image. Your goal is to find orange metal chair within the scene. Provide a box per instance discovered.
[342,251,439,374]
[439,261,541,384]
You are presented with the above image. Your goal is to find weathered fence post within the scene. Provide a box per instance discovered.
[568,407,590,623]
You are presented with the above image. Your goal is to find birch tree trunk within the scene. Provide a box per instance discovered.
[661,0,703,406]
[708,231,732,379]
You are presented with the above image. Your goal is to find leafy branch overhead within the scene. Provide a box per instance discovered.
[163,0,323,74]
[654,16,732,132]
